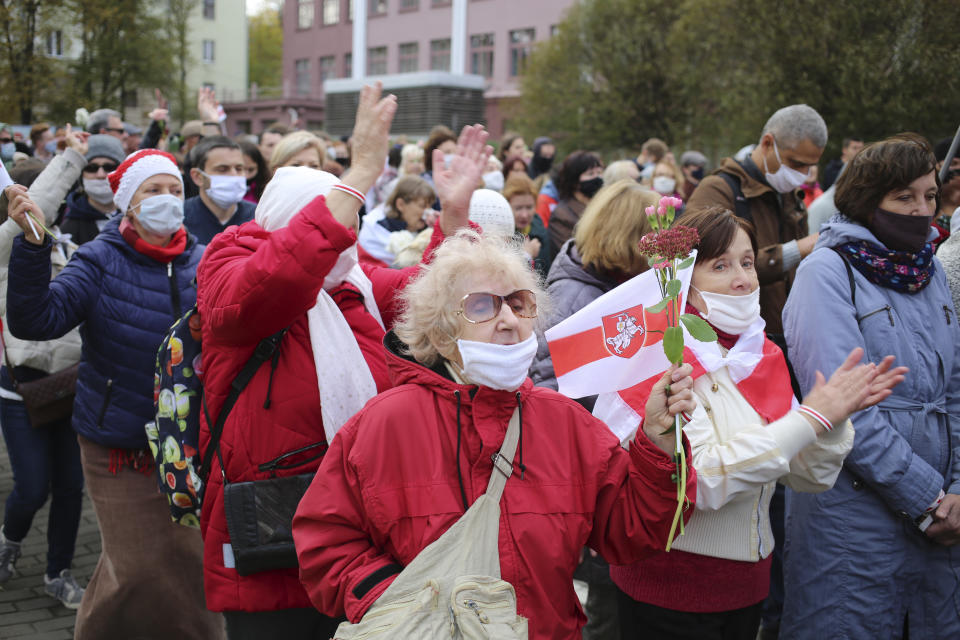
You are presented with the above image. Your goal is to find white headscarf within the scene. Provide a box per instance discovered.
[256,167,384,443]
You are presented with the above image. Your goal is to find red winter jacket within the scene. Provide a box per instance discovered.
[196,194,446,612]
[292,332,696,639]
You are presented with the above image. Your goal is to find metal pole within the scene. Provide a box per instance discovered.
[939,122,960,183]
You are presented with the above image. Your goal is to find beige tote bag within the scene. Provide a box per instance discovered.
[333,408,528,639]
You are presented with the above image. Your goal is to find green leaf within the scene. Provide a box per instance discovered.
[677,256,695,270]
[680,314,718,342]
[666,279,682,298]
[646,297,671,314]
[663,326,684,364]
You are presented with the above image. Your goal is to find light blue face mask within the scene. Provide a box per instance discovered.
[132,194,184,235]
[0,142,14,160]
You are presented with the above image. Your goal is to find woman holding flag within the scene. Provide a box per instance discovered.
[593,207,905,640]
[292,230,698,640]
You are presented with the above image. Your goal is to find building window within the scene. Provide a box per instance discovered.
[470,33,494,78]
[295,58,311,96]
[550,24,559,37]
[203,0,215,19]
[398,42,418,73]
[509,28,534,77]
[344,52,352,78]
[431,0,449,5]
[322,0,339,25]
[298,0,314,28]
[348,0,353,21]
[370,0,387,15]
[202,39,215,63]
[367,46,387,75]
[45,30,62,57]
[400,0,418,9]
[123,90,138,108]
[320,55,337,81]
[430,38,450,71]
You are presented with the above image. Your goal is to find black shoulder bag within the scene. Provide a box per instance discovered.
[202,328,328,576]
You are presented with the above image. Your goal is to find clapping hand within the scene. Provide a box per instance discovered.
[802,348,906,434]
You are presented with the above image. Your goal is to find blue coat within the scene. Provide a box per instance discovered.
[6,218,204,449]
[781,217,960,639]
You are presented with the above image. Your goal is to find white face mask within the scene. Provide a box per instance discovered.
[132,194,184,235]
[693,286,761,335]
[456,333,537,391]
[323,244,359,290]
[200,171,247,209]
[83,178,116,206]
[763,139,809,193]
[482,171,505,192]
[652,176,676,195]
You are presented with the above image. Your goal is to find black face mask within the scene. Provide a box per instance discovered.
[578,176,604,199]
[532,155,553,174]
[871,208,932,253]
[691,167,705,181]
[335,156,349,168]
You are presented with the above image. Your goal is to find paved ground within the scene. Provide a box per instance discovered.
[0,436,99,640]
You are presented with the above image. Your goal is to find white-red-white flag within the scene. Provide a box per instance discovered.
[544,252,696,399]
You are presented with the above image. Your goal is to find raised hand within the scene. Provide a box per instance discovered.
[197,87,220,122]
[434,125,492,236]
[643,363,696,454]
[148,108,169,123]
[345,82,398,192]
[64,124,90,156]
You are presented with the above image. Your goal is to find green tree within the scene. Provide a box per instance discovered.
[519,0,960,159]
[249,5,283,94]
[517,0,682,155]
[0,0,61,122]
[168,0,199,125]
[59,0,175,118]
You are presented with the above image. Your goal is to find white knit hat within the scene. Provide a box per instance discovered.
[108,149,183,213]
[468,189,515,238]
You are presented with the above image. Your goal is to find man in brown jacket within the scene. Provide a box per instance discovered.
[686,104,826,335]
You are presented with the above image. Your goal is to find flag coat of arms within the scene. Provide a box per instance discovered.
[544,253,695,399]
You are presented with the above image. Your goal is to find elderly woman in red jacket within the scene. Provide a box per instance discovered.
[291,230,699,640]
[195,84,493,639]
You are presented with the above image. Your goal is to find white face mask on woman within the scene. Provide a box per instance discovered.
[456,333,537,391]
[693,286,761,335]
[132,194,184,235]
[652,176,676,195]
[83,178,116,206]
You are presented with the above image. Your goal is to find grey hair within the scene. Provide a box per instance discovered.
[86,108,122,134]
[760,104,828,150]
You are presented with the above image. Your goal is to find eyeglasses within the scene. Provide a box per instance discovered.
[83,162,118,174]
[0,138,12,144]
[458,290,537,324]
[104,127,126,135]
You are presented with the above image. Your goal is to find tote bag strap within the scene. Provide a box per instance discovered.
[485,406,521,503]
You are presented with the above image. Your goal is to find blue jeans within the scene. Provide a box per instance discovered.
[0,396,84,577]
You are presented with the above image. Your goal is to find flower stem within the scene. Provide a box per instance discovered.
[665,413,687,551]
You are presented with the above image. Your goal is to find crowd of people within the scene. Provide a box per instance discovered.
[0,83,958,640]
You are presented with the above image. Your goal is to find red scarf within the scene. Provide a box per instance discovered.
[119,218,187,263]
[685,302,739,350]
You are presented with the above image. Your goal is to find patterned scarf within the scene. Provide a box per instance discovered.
[835,240,935,293]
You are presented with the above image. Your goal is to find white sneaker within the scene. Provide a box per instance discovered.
[43,569,84,609]
[0,527,21,585]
